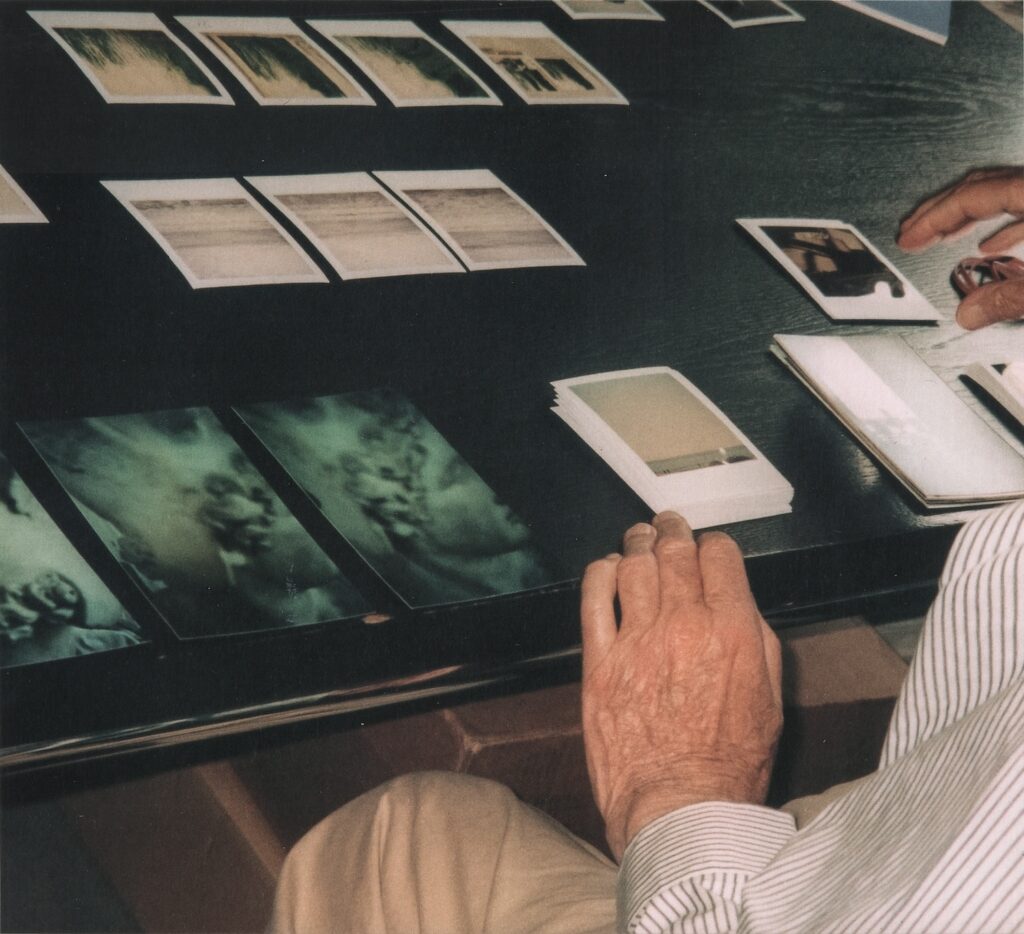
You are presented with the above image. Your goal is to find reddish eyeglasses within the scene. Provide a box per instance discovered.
[952,255,1024,297]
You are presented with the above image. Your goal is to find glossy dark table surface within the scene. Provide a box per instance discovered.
[1,0,1022,775]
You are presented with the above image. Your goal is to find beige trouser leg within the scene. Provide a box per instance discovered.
[268,771,617,934]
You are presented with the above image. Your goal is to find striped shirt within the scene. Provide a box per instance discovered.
[620,500,1024,933]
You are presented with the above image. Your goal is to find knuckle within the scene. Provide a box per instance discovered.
[698,532,741,557]
[654,536,697,560]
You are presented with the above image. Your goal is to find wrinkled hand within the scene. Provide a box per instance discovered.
[897,167,1024,329]
[580,512,783,861]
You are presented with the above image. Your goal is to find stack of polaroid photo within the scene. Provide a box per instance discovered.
[552,367,793,528]
[964,362,1024,429]
[771,334,1024,508]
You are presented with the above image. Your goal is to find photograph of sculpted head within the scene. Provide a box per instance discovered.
[29,11,232,104]
[0,453,143,669]
[236,391,558,608]
[21,409,370,639]
[177,17,374,106]
[306,20,499,106]
[444,21,627,105]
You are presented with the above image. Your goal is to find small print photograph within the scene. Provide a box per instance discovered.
[176,16,374,106]
[28,11,232,104]
[554,1,665,21]
[569,371,754,475]
[102,178,327,289]
[1,452,144,669]
[236,390,559,608]
[374,169,584,271]
[21,408,370,639]
[443,20,627,104]
[738,218,939,322]
[0,164,47,224]
[245,173,463,279]
[695,0,804,27]
[305,19,499,107]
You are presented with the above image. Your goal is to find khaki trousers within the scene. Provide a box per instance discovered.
[268,770,858,934]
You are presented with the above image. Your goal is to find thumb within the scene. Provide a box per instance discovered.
[956,278,1024,330]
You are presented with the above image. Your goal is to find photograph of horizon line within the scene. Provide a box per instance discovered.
[555,0,665,21]
[0,164,47,224]
[246,172,464,280]
[176,16,375,106]
[375,169,585,271]
[1,452,144,669]
[29,10,232,104]
[102,178,327,289]
[443,20,627,105]
[236,389,559,608]
[21,407,371,640]
[306,19,499,107]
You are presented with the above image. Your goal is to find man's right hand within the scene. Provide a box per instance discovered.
[897,167,1024,330]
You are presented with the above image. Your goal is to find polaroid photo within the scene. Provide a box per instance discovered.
[245,173,463,280]
[0,452,144,669]
[552,367,793,528]
[304,19,499,107]
[236,390,560,608]
[963,362,1024,428]
[738,218,939,322]
[696,0,804,27]
[443,20,627,105]
[834,1,951,45]
[772,334,1024,506]
[21,408,371,639]
[374,169,584,271]
[175,16,374,106]
[980,1,1024,34]
[101,178,327,289]
[0,165,47,224]
[554,1,665,21]
[28,11,232,105]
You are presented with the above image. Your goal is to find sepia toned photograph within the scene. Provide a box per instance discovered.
[1,452,144,669]
[28,11,232,105]
[695,0,804,27]
[176,16,374,106]
[444,20,628,104]
[738,218,939,321]
[21,408,370,639]
[555,0,664,21]
[374,169,585,271]
[0,164,47,224]
[102,178,327,289]
[246,173,464,279]
[236,390,558,608]
[305,19,499,107]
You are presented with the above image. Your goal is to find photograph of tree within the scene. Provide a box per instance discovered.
[21,408,371,638]
[0,452,143,668]
[237,390,558,607]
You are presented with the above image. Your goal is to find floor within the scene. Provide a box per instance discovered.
[1,613,925,933]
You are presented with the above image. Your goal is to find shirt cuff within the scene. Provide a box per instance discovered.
[618,801,796,930]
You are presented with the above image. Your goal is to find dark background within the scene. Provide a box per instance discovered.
[1,0,1022,771]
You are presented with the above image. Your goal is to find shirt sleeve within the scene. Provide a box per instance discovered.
[618,802,796,933]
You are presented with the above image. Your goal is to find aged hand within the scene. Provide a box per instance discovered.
[897,167,1024,329]
[580,512,782,861]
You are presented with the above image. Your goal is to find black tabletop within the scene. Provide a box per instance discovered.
[2,0,1022,773]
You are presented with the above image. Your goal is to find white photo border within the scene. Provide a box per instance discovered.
[175,15,375,107]
[374,168,586,272]
[553,0,664,22]
[0,164,47,224]
[737,217,940,322]
[442,20,628,105]
[695,0,804,28]
[304,19,501,107]
[28,10,233,105]
[245,172,465,280]
[102,177,328,289]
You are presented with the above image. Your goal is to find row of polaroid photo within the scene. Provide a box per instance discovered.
[2,391,564,669]
[100,170,584,289]
[28,11,628,108]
